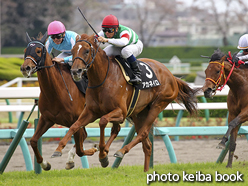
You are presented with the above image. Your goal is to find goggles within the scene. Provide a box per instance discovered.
[102,28,115,33]
[243,49,248,52]
[51,33,64,40]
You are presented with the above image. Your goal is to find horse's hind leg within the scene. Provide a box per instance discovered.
[226,126,239,168]
[114,106,158,172]
[142,136,152,172]
[30,116,53,171]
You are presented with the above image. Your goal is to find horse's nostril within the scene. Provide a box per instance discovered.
[26,66,31,71]
[77,69,82,74]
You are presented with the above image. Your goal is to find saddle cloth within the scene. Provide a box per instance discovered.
[115,56,161,90]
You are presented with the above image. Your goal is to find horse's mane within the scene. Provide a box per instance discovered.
[209,48,226,62]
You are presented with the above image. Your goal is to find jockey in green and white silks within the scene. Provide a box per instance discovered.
[97,14,143,85]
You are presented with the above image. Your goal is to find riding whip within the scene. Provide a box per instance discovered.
[52,53,73,101]
[77,7,99,37]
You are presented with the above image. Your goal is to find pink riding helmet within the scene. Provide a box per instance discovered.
[47,21,66,35]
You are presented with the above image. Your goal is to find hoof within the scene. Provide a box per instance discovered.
[42,162,51,171]
[216,142,226,149]
[114,151,124,159]
[51,151,62,158]
[99,155,109,168]
[65,161,75,170]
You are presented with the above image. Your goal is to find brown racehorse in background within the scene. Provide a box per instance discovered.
[52,34,199,172]
[20,33,97,171]
[202,49,248,168]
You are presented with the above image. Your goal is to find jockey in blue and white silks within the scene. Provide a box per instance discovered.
[45,21,80,66]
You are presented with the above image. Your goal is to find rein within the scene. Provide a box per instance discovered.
[73,39,110,89]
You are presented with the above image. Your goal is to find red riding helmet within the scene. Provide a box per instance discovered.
[102,15,119,28]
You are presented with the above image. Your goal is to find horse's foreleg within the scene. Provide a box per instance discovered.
[226,126,239,168]
[53,109,96,158]
[217,117,240,149]
[65,145,76,170]
[114,106,162,172]
[98,108,124,168]
[30,116,53,170]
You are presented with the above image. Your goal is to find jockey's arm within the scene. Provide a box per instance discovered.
[236,52,248,63]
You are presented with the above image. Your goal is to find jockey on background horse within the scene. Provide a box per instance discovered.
[232,34,248,66]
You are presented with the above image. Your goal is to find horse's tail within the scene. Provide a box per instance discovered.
[175,78,200,116]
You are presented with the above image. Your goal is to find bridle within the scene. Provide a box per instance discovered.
[72,39,110,89]
[205,61,227,92]
[24,41,55,73]
[73,40,99,71]
[206,52,244,92]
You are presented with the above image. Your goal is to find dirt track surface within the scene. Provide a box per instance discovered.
[1,139,248,172]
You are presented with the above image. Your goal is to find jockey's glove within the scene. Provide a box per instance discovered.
[232,52,239,66]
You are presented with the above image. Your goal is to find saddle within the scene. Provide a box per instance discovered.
[115,56,161,90]
[115,56,161,117]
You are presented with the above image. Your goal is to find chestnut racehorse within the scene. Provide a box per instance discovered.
[202,49,248,168]
[52,34,199,172]
[20,33,97,171]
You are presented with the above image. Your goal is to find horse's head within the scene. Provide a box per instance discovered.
[71,34,97,81]
[202,49,227,98]
[21,32,48,77]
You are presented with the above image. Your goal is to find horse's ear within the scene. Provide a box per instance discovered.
[88,34,95,44]
[220,55,226,62]
[40,32,48,44]
[26,32,32,43]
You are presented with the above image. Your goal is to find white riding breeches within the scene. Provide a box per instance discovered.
[103,39,143,59]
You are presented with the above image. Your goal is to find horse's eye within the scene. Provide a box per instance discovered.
[85,49,89,54]
[37,50,41,54]
[217,70,220,74]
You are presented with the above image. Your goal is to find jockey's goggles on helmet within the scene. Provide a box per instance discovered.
[102,28,115,33]
[243,49,248,52]
[51,33,64,40]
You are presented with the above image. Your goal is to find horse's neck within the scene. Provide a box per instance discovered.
[37,56,64,99]
[87,55,111,87]
[225,61,246,89]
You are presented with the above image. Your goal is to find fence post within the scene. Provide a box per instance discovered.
[216,140,230,163]
[5,99,13,123]
[149,125,154,169]
[112,125,135,169]
[34,118,42,174]
[0,119,30,174]
[174,110,184,141]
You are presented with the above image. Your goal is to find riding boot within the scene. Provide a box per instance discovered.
[129,60,142,84]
